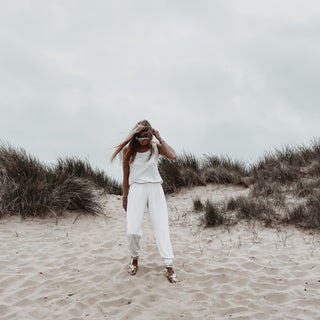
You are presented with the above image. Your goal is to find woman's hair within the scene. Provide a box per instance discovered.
[111,120,154,164]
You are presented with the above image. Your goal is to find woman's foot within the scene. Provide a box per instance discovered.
[128,258,138,275]
[166,267,177,284]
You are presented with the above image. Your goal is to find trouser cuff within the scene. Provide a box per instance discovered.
[164,259,173,268]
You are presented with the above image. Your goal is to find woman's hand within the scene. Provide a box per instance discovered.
[154,128,177,160]
[152,128,162,141]
[122,197,127,212]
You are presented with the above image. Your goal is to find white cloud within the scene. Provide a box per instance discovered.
[232,0,320,21]
[1,0,320,181]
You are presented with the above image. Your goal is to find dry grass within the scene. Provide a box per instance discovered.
[193,196,204,211]
[285,190,320,229]
[189,139,320,230]
[159,152,248,193]
[201,155,248,186]
[0,144,121,218]
[55,157,121,195]
[2,137,320,228]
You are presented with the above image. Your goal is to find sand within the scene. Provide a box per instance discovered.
[1,184,320,320]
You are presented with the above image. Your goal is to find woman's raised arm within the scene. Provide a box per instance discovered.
[153,129,176,160]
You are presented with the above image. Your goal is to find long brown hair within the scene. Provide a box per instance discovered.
[111,120,154,164]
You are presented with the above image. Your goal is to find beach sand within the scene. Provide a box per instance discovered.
[1,184,320,320]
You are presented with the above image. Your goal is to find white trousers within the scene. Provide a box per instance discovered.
[127,183,174,267]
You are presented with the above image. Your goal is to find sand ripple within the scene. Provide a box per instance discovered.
[1,187,320,319]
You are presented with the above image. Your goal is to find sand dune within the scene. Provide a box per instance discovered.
[1,184,320,320]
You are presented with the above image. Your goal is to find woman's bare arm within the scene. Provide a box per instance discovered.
[153,129,176,160]
[122,152,130,211]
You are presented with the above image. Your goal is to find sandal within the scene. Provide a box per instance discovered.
[128,259,138,275]
[166,268,177,284]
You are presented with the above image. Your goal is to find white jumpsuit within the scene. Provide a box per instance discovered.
[127,142,174,267]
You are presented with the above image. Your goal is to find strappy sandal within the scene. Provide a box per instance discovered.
[166,268,177,284]
[128,259,138,275]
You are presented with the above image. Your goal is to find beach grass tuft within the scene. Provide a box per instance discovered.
[285,190,320,228]
[193,196,204,211]
[55,157,121,195]
[188,138,320,229]
[204,200,225,226]
[159,152,248,193]
[0,144,120,218]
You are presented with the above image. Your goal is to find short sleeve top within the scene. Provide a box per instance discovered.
[129,142,163,185]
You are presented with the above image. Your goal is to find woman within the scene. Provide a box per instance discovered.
[111,120,177,283]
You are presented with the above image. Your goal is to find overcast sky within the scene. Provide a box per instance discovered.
[1,0,320,181]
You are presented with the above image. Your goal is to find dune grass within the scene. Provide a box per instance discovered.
[159,153,206,193]
[159,152,248,193]
[285,189,320,228]
[189,139,320,230]
[0,144,121,218]
[160,139,320,195]
[2,138,320,228]
[55,157,121,195]
[249,139,320,186]
[201,155,249,186]
[194,196,276,228]
[193,196,204,211]
[203,200,226,226]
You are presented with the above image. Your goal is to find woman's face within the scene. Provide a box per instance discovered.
[136,132,151,147]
